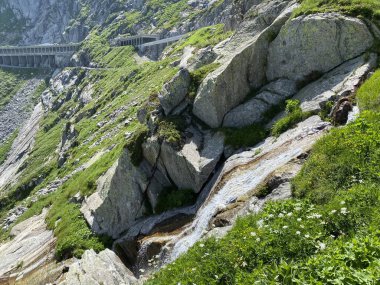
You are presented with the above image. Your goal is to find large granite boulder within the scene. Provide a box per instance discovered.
[143,128,225,194]
[59,249,138,285]
[192,3,296,128]
[267,13,374,83]
[80,151,169,239]
[159,129,224,193]
[158,69,191,116]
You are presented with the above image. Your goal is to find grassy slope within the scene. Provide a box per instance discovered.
[0,22,232,259]
[146,67,380,284]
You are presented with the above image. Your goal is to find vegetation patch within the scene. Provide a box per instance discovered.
[221,124,267,149]
[157,116,187,145]
[189,63,220,99]
[271,99,314,137]
[125,125,149,167]
[0,130,18,165]
[147,71,380,284]
[295,0,380,24]
[155,187,196,214]
[357,69,380,112]
[171,24,233,55]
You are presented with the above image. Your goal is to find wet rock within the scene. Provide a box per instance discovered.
[267,13,374,83]
[59,249,138,285]
[332,98,353,125]
[158,69,191,116]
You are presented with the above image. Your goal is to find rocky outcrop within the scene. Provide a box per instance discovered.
[0,209,55,283]
[193,10,375,128]
[158,69,191,116]
[192,2,296,127]
[0,103,44,190]
[58,122,79,167]
[223,79,297,128]
[0,78,43,144]
[158,129,224,193]
[267,13,374,82]
[164,116,331,261]
[80,151,157,239]
[59,249,138,285]
[2,0,81,45]
[293,53,377,113]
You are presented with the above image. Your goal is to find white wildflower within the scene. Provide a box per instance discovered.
[278,213,285,218]
[250,232,257,237]
[305,234,310,238]
[256,237,261,242]
[242,261,248,267]
[297,218,302,222]
[331,210,337,214]
[199,243,205,248]
[340,208,349,215]
[283,226,288,229]
[296,231,301,235]
[287,212,293,217]
[295,207,302,211]
[340,201,346,205]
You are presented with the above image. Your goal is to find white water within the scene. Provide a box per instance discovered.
[168,116,329,261]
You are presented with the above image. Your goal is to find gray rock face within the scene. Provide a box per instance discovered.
[192,2,296,128]
[223,79,297,128]
[160,129,225,193]
[267,13,374,83]
[3,0,81,45]
[59,249,138,285]
[158,69,191,116]
[294,53,377,113]
[0,103,44,190]
[81,151,150,238]
[0,209,55,281]
[0,78,43,144]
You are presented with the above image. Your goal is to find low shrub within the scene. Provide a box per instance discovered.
[155,188,196,214]
[271,99,313,137]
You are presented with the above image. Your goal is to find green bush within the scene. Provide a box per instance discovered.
[155,188,196,214]
[222,124,267,149]
[271,100,313,137]
[125,125,149,166]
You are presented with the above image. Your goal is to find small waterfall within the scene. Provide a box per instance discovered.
[164,117,330,262]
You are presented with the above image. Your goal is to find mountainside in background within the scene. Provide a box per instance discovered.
[0,0,379,284]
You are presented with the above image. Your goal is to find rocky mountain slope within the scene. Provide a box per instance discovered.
[0,0,379,284]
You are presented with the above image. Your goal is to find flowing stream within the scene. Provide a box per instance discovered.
[167,117,330,261]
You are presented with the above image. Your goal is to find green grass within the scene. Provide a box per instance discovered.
[271,100,314,137]
[295,0,380,24]
[146,69,380,285]
[0,29,181,259]
[189,63,220,99]
[357,69,380,112]
[0,130,18,165]
[221,124,267,149]
[171,24,233,55]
